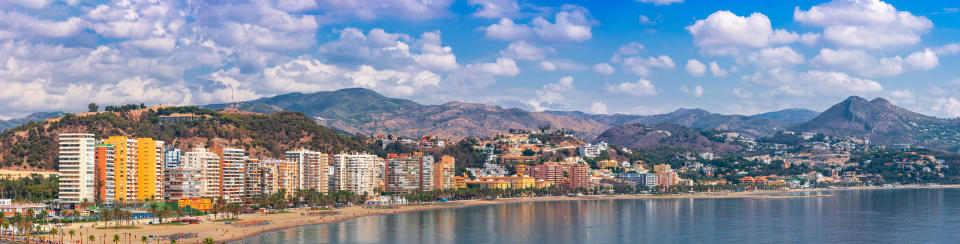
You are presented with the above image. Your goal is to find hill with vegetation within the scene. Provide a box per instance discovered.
[791,96,960,151]
[206,88,608,139]
[0,111,65,131]
[593,123,744,156]
[0,106,370,170]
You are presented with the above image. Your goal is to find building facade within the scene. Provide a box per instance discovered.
[384,153,434,194]
[58,133,97,205]
[332,153,382,195]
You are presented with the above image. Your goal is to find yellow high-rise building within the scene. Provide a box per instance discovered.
[101,136,164,202]
[136,138,164,201]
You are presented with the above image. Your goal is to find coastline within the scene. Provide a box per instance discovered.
[64,184,960,243]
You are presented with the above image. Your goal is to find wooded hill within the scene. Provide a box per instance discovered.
[0,106,370,170]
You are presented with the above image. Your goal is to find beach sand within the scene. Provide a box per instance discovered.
[57,184,960,244]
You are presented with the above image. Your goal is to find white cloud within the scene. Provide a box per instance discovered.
[589,102,608,114]
[680,85,704,97]
[499,41,553,61]
[936,43,960,55]
[636,0,684,5]
[527,76,575,111]
[469,57,520,76]
[314,0,454,21]
[612,42,645,62]
[811,48,938,77]
[685,59,706,77]
[709,62,728,77]
[540,61,556,71]
[468,0,521,19]
[622,55,675,76]
[686,11,797,55]
[483,5,593,43]
[746,46,805,67]
[638,15,655,25]
[932,97,960,118]
[0,12,87,39]
[904,48,939,70]
[744,68,883,97]
[593,63,615,75]
[794,0,933,49]
[800,32,821,46]
[607,79,658,96]
[414,31,459,71]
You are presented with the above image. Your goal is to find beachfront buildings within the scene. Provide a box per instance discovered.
[181,147,221,199]
[94,144,115,202]
[332,153,382,195]
[433,156,455,191]
[213,147,247,203]
[286,149,331,192]
[384,153,435,194]
[101,136,165,202]
[57,133,97,205]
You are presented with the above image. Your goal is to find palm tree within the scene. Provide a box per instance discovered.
[0,214,5,239]
[69,229,76,242]
[89,234,95,243]
[112,234,120,244]
[170,239,177,244]
[140,235,148,244]
[202,237,215,244]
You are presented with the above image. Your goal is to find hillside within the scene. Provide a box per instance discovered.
[547,108,794,137]
[791,96,960,151]
[0,107,370,170]
[0,112,64,131]
[751,108,819,124]
[593,123,744,155]
[207,88,608,139]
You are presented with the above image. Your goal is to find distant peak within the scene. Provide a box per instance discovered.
[870,97,893,106]
[843,95,868,103]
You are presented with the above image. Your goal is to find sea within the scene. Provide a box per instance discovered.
[235,188,960,243]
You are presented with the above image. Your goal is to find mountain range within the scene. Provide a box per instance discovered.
[5,88,960,153]
[0,112,65,131]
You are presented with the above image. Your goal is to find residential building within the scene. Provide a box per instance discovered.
[580,142,608,158]
[213,146,246,203]
[384,153,434,194]
[476,176,535,189]
[135,138,164,201]
[332,153,382,196]
[533,162,564,185]
[181,147,221,199]
[163,148,182,168]
[243,158,263,198]
[163,167,203,200]
[101,136,136,203]
[260,159,299,195]
[285,149,331,192]
[433,155,455,191]
[57,133,97,205]
[94,144,115,203]
[567,163,590,189]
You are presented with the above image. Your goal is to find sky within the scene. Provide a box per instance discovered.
[1,0,959,119]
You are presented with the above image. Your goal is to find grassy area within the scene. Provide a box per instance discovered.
[95,226,140,230]
[211,218,243,222]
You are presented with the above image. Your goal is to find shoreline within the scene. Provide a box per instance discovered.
[63,184,960,243]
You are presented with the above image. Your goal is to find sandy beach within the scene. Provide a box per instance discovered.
[52,184,960,244]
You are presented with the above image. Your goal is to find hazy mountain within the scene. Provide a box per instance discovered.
[751,108,820,124]
[207,88,608,139]
[547,108,792,137]
[0,112,65,131]
[791,96,960,151]
[593,123,743,155]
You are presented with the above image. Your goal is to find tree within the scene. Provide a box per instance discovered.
[113,234,121,244]
[203,237,215,244]
[141,235,148,244]
[88,103,99,112]
[89,235,95,243]
[68,229,75,242]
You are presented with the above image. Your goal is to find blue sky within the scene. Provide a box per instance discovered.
[0,0,959,119]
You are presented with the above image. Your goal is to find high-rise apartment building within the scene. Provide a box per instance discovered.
[533,162,564,185]
[163,166,202,200]
[259,159,299,196]
[332,153,382,195]
[213,147,246,203]
[94,144,115,203]
[102,136,135,202]
[384,153,434,194]
[433,156,455,191]
[181,147,221,199]
[567,163,590,189]
[58,133,97,205]
[163,148,182,168]
[285,149,330,192]
[135,138,164,201]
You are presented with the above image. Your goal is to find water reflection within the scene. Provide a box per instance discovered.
[237,188,960,244]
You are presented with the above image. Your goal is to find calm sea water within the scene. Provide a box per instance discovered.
[236,188,960,244]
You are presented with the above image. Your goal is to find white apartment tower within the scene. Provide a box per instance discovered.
[58,133,97,205]
[181,147,221,199]
[332,154,382,196]
[285,149,330,192]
